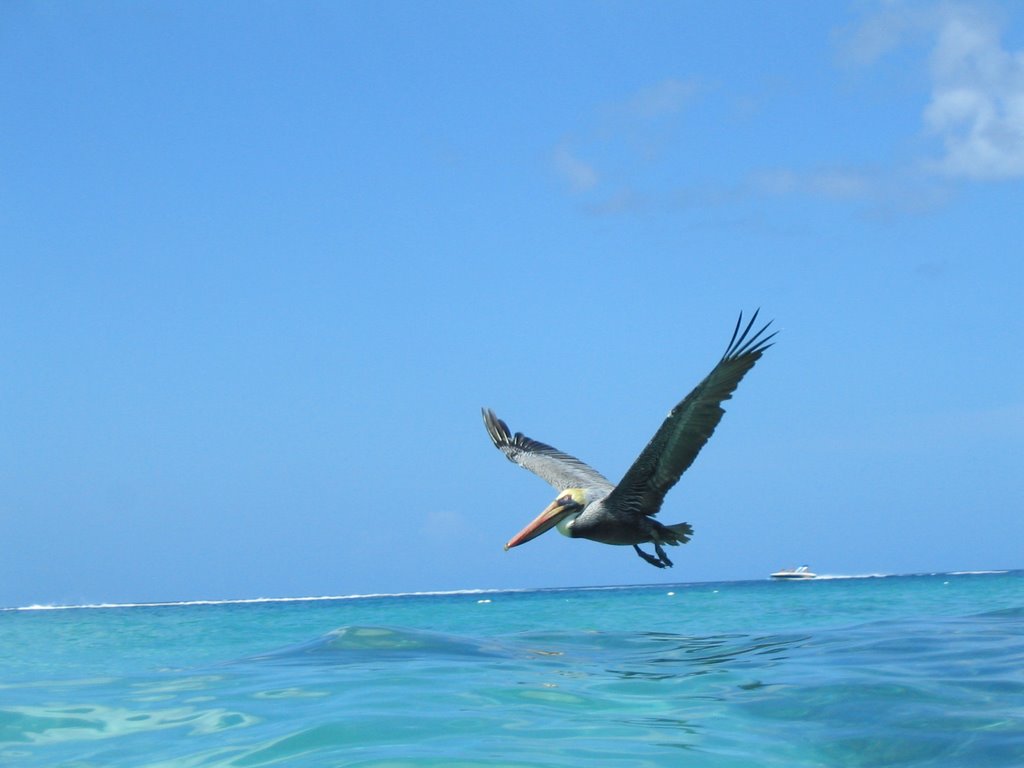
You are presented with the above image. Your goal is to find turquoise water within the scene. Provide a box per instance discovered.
[2,571,1023,767]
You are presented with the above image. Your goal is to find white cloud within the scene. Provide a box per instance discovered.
[841,2,1024,181]
[923,7,1024,179]
[552,7,1024,217]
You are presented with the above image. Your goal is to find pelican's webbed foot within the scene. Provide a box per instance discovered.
[633,544,673,568]
[654,541,674,568]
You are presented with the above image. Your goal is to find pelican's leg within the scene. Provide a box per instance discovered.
[633,544,667,568]
[653,541,674,568]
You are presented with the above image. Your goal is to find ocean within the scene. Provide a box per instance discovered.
[2,571,1022,767]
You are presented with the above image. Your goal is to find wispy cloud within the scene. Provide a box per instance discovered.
[750,168,874,201]
[728,2,1022,215]
[616,78,701,122]
[841,1,1024,181]
[924,7,1024,179]
[549,78,701,196]
[747,166,952,214]
[552,142,600,192]
[554,5,1022,218]
[836,2,929,67]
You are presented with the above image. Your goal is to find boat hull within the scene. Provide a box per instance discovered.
[770,566,817,580]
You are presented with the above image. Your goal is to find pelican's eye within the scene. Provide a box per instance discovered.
[558,494,578,507]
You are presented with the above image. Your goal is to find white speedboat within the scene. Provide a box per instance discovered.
[770,565,817,580]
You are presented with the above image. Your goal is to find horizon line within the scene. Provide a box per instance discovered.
[4,569,1015,612]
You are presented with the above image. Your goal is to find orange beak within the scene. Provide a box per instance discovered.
[504,499,579,550]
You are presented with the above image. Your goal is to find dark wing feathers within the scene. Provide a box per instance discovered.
[607,310,775,518]
[482,408,613,492]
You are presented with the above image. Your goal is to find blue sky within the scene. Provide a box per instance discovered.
[2,1,1023,607]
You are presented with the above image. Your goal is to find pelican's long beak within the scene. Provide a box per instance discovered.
[504,499,578,550]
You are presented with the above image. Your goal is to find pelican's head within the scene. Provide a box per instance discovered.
[504,488,587,550]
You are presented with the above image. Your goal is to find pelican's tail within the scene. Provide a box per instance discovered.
[659,521,694,546]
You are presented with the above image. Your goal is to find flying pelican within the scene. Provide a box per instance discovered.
[483,310,775,568]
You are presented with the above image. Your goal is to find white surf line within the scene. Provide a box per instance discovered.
[6,588,519,612]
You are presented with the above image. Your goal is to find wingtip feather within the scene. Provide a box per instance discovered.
[723,309,776,361]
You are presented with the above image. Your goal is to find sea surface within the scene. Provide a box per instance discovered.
[2,571,1023,767]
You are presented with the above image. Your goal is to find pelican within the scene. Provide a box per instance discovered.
[483,310,775,568]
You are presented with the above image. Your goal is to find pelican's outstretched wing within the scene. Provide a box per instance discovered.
[607,310,776,517]
[482,408,614,493]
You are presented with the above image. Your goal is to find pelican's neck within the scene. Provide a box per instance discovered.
[555,512,581,538]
